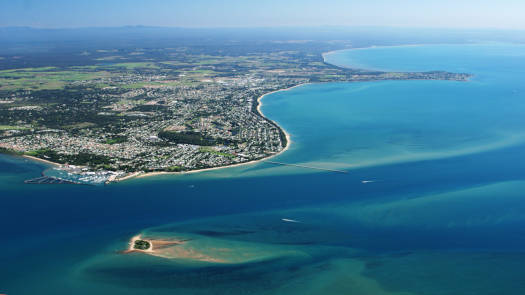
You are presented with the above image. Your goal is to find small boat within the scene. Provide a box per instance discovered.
[282,218,300,223]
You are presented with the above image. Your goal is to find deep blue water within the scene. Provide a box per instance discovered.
[2,44,525,294]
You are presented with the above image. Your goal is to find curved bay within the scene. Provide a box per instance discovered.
[3,44,525,294]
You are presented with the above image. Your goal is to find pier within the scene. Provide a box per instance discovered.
[264,161,348,174]
[24,176,80,185]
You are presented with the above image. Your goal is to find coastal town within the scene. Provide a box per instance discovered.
[0,42,471,183]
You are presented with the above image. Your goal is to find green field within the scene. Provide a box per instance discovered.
[0,67,112,90]
[110,62,161,70]
[199,147,235,158]
[0,125,30,131]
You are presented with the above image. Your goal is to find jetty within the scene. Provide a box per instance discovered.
[264,161,348,174]
[24,176,81,185]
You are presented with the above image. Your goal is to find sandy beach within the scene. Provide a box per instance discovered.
[136,145,290,179]
[114,171,143,182]
[322,44,432,68]
[124,235,154,253]
[135,85,300,180]
[22,155,61,167]
[123,234,187,253]
[122,234,226,262]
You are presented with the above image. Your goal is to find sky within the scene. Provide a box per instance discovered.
[1,0,525,30]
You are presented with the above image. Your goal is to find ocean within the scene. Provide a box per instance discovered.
[2,43,525,294]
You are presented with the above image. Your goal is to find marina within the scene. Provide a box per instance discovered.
[23,166,124,186]
[24,175,81,185]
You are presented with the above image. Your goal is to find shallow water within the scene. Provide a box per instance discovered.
[2,44,525,294]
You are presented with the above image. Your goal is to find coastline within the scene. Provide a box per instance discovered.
[322,43,436,61]
[14,44,471,182]
[322,46,394,71]
[321,43,481,73]
[136,86,298,180]
[22,155,61,167]
[14,84,295,183]
[137,45,472,181]
[113,171,143,182]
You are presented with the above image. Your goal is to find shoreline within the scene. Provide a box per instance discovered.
[321,43,482,72]
[13,84,296,183]
[22,155,61,168]
[13,44,472,182]
[113,171,143,182]
[125,234,154,253]
[322,43,441,60]
[122,234,225,263]
[118,45,473,181]
[136,87,299,180]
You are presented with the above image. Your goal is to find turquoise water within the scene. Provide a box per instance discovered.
[3,44,525,294]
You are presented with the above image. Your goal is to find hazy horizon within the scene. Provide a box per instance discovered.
[2,0,525,30]
[2,25,525,32]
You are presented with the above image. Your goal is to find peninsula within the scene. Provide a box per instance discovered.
[0,40,471,183]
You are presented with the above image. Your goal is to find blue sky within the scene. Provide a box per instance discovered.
[2,0,525,29]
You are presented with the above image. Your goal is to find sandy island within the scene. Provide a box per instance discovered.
[122,234,226,263]
[122,234,184,254]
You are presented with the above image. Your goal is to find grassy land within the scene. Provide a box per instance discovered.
[110,62,161,70]
[120,80,197,89]
[0,62,168,91]
[0,125,30,131]
[0,67,112,90]
[199,146,235,158]
[104,136,127,144]
[0,58,249,91]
